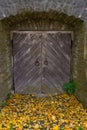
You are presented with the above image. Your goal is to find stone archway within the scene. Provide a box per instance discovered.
[0,10,86,107]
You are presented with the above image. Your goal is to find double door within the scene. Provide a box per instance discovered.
[12,31,72,95]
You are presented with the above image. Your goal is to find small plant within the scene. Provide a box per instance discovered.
[78,126,83,130]
[63,80,76,94]
[1,101,7,108]
[60,128,64,130]
[10,124,15,130]
[6,92,12,100]
[1,92,12,108]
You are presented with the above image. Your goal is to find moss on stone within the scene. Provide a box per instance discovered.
[1,10,83,29]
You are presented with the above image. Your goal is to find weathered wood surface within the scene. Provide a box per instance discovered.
[13,33,42,94]
[13,31,71,95]
[41,33,71,94]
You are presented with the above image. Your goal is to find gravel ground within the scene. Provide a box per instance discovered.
[0,94,87,130]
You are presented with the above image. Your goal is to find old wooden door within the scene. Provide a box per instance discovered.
[12,31,72,95]
[12,32,42,94]
[41,32,72,94]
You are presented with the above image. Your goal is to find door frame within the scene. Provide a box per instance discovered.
[11,31,74,93]
[11,31,73,39]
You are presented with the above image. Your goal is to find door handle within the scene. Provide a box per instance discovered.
[35,59,40,66]
[44,59,48,65]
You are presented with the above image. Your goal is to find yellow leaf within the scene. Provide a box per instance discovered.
[53,125,59,130]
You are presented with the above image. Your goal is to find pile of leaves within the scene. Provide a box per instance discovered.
[0,94,87,130]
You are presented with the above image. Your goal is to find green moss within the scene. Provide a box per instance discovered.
[1,10,83,29]
[1,92,12,108]
[72,24,87,108]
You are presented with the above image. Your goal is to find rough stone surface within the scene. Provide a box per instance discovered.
[0,0,87,108]
[0,0,87,21]
[0,30,11,105]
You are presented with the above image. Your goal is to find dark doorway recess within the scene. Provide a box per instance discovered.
[12,31,73,96]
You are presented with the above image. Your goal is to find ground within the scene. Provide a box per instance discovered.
[0,94,87,130]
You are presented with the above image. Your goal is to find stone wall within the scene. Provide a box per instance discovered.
[0,21,12,105]
[0,0,87,21]
[0,0,87,107]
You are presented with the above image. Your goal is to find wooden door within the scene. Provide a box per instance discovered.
[12,31,72,95]
[41,32,72,94]
[13,32,42,94]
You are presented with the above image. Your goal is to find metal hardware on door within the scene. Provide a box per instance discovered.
[44,59,48,65]
[35,59,40,66]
